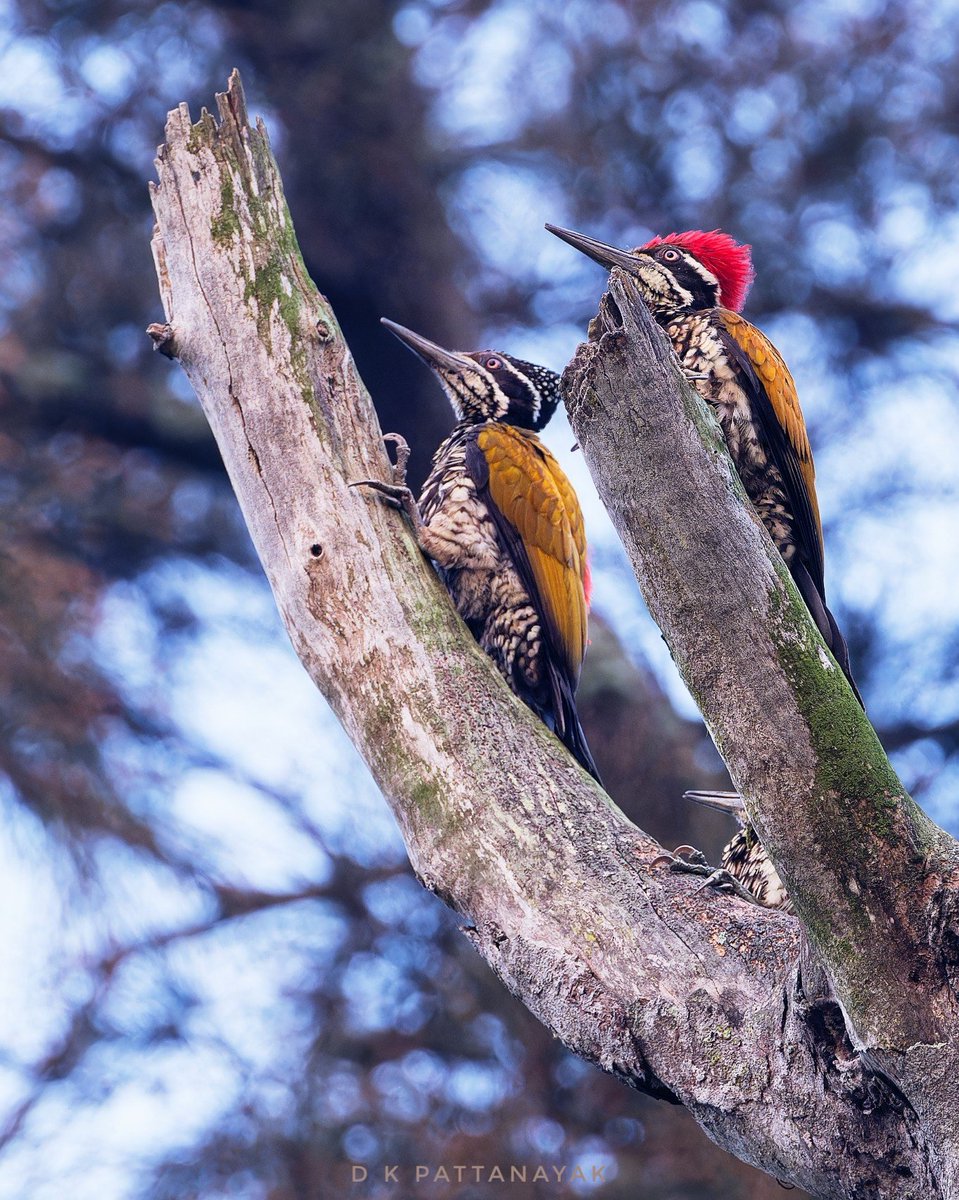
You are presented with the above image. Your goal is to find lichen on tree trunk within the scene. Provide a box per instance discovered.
[148,71,957,1198]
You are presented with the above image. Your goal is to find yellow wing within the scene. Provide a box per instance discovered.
[719,308,824,583]
[471,424,588,683]
[718,311,863,704]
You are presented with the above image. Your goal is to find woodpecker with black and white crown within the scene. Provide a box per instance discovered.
[354,319,601,782]
[546,222,862,707]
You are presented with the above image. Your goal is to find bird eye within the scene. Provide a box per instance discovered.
[662,248,680,261]
[485,357,501,370]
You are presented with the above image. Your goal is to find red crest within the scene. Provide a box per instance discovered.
[642,229,755,312]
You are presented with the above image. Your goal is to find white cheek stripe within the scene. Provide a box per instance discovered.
[681,251,720,295]
[639,262,694,307]
[498,357,541,421]
[442,366,496,417]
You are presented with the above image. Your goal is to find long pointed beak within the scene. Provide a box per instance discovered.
[380,318,473,377]
[682,789,744,815]
[545,223,640,275]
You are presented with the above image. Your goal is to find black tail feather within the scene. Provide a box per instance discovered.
[824,604,864,708]
[791,560,864,708]
[536,666,602,784]
[563,708,603,784]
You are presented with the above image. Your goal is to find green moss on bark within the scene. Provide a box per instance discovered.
[768,576,911,827]
[763,572,949,1031]
[193,105,321,407]
[236,200,315,403]
[211,175,239,245]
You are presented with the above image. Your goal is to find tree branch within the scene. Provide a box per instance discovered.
[147,72,946,1197]
[563,275,959,1193]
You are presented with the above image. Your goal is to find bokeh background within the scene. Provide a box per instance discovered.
[1,0,958,1196]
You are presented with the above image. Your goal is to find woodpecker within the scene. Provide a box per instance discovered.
[683,790,792,912]
[546,223,862,706]
[355,319,601,782]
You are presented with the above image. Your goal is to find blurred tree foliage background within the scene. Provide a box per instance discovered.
[1,0,958,1196]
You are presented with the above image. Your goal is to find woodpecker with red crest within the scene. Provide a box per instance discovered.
[354,319,600,782]
[547,222,861,707]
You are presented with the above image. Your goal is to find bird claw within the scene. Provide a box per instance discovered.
[651,846,759,905]
[351,476,414,509]
[350,434,423,530]
[651,844,709,870]
[381,432,411,486]
[693,868,762,906]
[350,431,411,491]
[682,369,709,382]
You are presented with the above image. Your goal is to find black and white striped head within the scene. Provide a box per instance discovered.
[546,224,754,315]
[381,319,561,431]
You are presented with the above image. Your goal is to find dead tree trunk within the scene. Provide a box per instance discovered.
[148,71,959,1197]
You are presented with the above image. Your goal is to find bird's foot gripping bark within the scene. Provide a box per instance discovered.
[652,845,760,906]
[351,434,425,534]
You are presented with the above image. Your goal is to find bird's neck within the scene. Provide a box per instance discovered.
[650,300,716,324]
[450,417,483,437]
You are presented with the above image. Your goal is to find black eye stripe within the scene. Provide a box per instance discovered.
[457,350,562,429]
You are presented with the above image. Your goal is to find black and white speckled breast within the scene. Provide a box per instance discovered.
[663,311,797,563]
[722,825,792,913]
[417,424,547,695]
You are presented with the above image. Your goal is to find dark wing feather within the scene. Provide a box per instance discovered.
[465,425,600,781]
[717,309,825,595]
[717,311,863,705]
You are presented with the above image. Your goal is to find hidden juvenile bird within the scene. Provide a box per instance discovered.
[684,791,792,912]
[354,319,601,782]
[546,222,861,707]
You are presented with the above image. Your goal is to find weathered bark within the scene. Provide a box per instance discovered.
[148,72,954,1196]
[564,285,959,1190]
